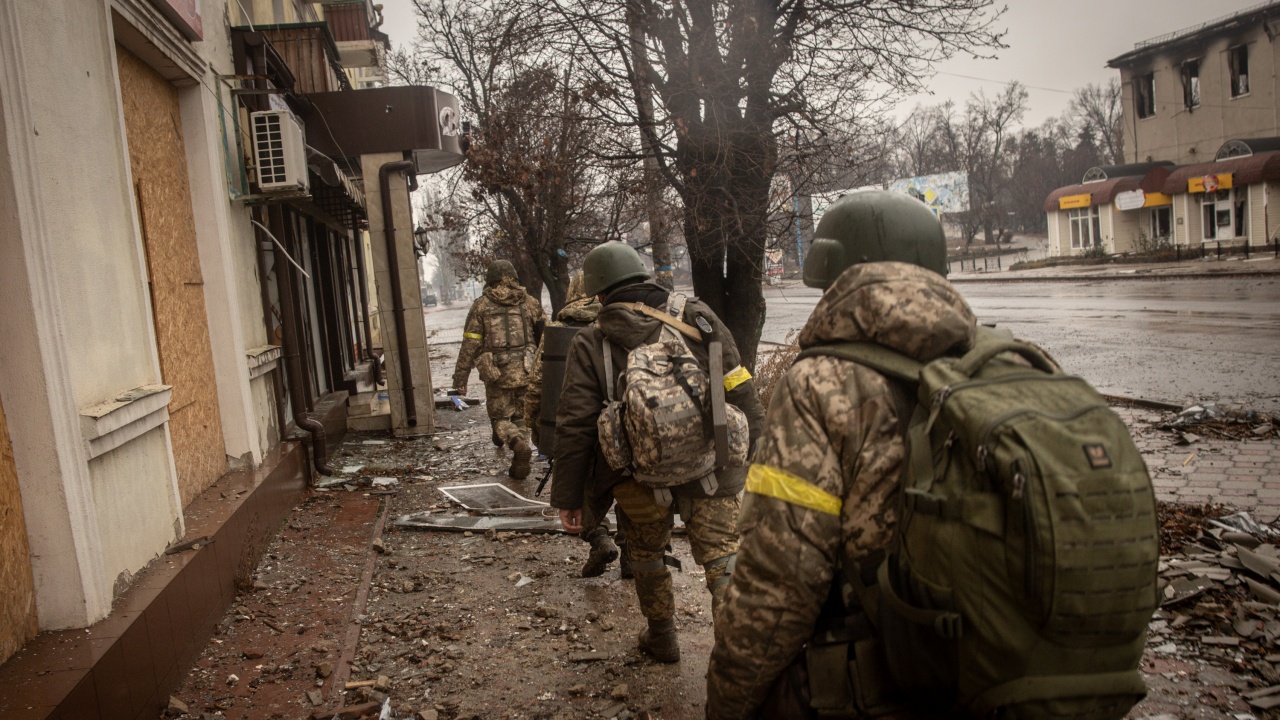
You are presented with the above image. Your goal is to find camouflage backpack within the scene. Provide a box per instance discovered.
[793,327,1160,720]
[476,299,534,385]
[597,294,748,501]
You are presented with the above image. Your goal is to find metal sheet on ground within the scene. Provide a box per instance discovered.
[439,483,551,513]
[394,512,565,533]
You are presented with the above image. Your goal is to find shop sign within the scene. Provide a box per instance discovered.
[1114,190,1145,211]
[1058,194,1092,210]
[1143,192,1173,207]
[1188,173,1233,193]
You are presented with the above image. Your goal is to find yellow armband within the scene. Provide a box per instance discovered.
[745,464,842,516]
[723,365,752,392]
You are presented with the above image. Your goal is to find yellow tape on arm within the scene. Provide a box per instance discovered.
[464,332,483,340]
[723,365,752,392]
[745,464,842,516]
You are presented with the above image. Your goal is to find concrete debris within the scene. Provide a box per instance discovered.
[165,696,189,716]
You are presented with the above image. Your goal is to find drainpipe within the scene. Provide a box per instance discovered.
[378,160,418,427]
[350,216,379,385]
[271,205,335,476]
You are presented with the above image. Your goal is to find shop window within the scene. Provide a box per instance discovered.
[1181,59,1200,109]
[1201,189,1244,240]
[1135,73,1156,118]
[1069,206,1102,250]
[1149,207,1171,240]
[1229,45,1249,97]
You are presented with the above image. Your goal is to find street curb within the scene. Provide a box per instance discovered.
[1103,394,1184,412]
[949,270,1280,284]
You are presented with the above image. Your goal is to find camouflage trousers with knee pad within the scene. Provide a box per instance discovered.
[611,479,740,624]
[485,385,529,447]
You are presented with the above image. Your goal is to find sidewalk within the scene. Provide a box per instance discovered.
[1115,404,1280,522]
[948,252,1280,282]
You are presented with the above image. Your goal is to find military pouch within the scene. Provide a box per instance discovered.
[475,352,502,384]
[850,638,908,717]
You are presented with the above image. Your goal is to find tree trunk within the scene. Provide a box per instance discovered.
[645,153,674,291]
[678,127,773,370]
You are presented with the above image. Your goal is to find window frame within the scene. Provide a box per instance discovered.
[1068,206,1102,250]
[1181,59,1201,109]
[1200,188,1243,240]
[1135,72,1156,119]
[1229,44,1250,98]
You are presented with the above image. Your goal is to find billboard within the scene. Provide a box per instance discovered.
[888,171,970,216]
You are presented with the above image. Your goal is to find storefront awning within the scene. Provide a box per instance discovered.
[1161,151,1280,195]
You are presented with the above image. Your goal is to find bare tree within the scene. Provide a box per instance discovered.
[397,1,640,312]
[1068,79,1124,166]
[542,0,1004,367]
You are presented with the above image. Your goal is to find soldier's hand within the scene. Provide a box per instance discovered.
[455,384,467,396]
[559,509,583,534]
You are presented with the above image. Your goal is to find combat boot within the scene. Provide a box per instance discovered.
[638,618,679,663]
[581,532,619,578]
[508,438,532,479]
[491,432,503,447]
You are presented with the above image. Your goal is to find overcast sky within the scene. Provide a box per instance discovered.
[376,0,1266,129]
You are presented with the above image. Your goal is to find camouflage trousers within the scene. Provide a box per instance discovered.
[611,479,740,624]
[485,384,529,448]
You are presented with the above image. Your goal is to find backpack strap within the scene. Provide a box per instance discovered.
[795,342,922,384]
[602,337,616,403]
[617,301,703,342]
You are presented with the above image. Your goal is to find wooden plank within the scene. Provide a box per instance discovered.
[0,396,38,664]
[117,46,227,505]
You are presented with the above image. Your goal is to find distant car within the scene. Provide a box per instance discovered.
[423,294,438,307]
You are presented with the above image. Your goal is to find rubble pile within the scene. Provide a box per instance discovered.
[1160,404,1280,442]
[1153,503,1280,712]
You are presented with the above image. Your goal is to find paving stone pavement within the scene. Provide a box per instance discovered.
[1113,404,1280,523]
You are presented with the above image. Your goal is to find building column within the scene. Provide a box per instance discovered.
[0,2,111,629]
[361,153,435,436]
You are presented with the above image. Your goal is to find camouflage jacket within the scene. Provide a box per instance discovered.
[549,282,765,511]
[524,276,601,441]
[452,278,546,390]
[705,262,978,720]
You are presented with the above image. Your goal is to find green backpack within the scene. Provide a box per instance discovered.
[795,328,1160,720]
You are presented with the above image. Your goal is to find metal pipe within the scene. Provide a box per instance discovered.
[271,204,334,476]
[350,216,377,363]
[378,160,418,427]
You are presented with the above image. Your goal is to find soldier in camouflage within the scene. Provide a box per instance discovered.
[453,260,547,480]
[706,191,967,719]
[552,243,764,664]
[525,272,631,579]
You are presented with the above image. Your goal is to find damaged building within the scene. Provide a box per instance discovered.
[0,0,461,716]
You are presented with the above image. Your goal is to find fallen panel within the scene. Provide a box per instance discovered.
[439,483,550,513]
[394,512,565,534]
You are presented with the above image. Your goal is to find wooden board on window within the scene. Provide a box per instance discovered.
[117,46,226,505]
[0,396,38,665]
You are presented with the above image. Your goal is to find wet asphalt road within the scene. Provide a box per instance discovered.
[761,276,1280,414]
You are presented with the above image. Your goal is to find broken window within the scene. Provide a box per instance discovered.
[1229,45,1249,97]
[1069,206,1101,250]
[1181,59,1200,109]
[1135,72,1156,118]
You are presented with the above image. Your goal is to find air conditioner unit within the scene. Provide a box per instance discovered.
[250,110,309,193]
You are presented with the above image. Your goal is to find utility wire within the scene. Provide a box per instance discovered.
[251,219,311,278]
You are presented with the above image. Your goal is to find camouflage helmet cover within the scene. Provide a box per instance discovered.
[802,189,948,289]
[485,259,518,286]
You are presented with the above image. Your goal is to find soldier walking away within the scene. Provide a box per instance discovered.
[453,260,546,480]
[706,190,1157,719]
[551,242,764,664]
[525,272,632,579]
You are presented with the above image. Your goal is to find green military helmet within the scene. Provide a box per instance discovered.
[803,189,948,289]
[485,259,518,286]
[581,242,650,297]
